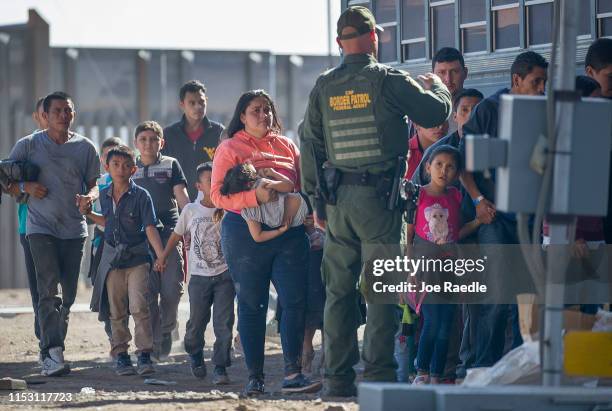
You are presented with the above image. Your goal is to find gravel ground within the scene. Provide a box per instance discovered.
[0,287,358,410]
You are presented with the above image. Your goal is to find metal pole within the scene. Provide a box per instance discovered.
[327,0,334,68]
[268,53,276,100]
[160,52,167,124]
[542,0,579,387]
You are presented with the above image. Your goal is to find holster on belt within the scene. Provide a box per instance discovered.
[335,157,406,211]
[322,162,341,206]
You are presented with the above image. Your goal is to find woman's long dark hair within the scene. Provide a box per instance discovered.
[226,89,282,138]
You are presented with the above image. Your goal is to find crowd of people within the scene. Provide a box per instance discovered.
[3,4,612,399]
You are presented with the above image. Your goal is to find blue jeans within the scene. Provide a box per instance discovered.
[221,212,308,380]
[416,304,457,376]
[473,216,523,367]
[394,316,416,382]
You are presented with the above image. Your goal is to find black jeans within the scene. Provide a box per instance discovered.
[28,234,85,353]
[184,271,235,367]
[20,234,42,349]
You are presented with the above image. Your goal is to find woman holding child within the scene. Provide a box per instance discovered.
[211,89,320,396]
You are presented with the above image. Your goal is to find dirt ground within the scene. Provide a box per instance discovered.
[0,287,359,410]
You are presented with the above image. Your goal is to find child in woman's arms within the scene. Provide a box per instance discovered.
[220,163,308,242]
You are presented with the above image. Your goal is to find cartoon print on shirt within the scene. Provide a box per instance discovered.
[192,216,224,270]
[424,203,449,244]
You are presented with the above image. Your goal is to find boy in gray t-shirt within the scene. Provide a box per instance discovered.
[220,163,307,242]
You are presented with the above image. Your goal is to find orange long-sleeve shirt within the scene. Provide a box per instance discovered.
[211,129,301,211]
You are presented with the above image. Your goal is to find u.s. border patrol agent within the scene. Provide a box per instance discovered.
[300,6,452,397]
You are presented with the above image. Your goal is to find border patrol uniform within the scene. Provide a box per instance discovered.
[300,7,451,392]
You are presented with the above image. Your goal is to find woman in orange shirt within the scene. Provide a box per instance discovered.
[211,89,320,396]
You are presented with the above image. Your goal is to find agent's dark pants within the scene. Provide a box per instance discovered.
[20,234,42,349]
[323,185,401,389]
[184,270,235,368]
[28,234,85,354]
[221,212,308,380]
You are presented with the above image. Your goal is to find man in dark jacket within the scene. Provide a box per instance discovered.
[163,80,224,200]
[458,51,548,371]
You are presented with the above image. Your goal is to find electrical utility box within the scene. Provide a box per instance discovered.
[465,95,612,216]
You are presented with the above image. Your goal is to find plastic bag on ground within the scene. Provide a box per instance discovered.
[592,308,612,332]
[462,341,540,387]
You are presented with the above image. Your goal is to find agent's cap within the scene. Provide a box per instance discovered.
[337,6,384,40]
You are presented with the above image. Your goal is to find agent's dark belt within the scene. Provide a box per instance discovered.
[339,171,385,187]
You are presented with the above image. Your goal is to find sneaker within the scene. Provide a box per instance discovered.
[212,366,230,385]
[189,352,207,379]
[115,352,136,376]
[412,374,430,385]
[160,333,173,358]
[137,352,155,376]
[244,377,265,396]
[321,383,357,398]
[41,347,70,377]
[282,374,322,394]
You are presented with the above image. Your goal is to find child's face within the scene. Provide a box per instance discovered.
[100,145,118,168]
[106,155,137,182]
[453,96,481,136]
[179,90,207,123]
[135,130,164,158]
[426,152,458,188]
[586,64,612,98]
[196,170,212,197]
[416,121,449,146]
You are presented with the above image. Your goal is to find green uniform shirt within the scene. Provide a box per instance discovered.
[300,53,452,202]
